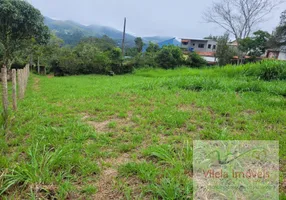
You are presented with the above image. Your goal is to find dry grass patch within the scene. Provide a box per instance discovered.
[93,153,131,199]
[83,112,137,133]
[32,77,40,91]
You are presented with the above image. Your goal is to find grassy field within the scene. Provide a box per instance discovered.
[0,63,286,199]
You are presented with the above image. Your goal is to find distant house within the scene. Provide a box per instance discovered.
[181,38,217,53]
[196,52,216,64]
[180,38,217,64]
[142,37,218,64]
[228,40,238,47]
[265,48,286,60]
[142,37,181,52]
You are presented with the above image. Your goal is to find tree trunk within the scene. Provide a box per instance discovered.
[235,39,243,65]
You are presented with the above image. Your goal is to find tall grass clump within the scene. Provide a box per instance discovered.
[244,60,286,81]
[0,144,72,195]
[143,141,192,170]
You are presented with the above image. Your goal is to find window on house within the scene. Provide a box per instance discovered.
[182,42,188,45]
[193,43,195,46]
[213,45,216,50]
[208,44,212,49]
[198,44,205,48]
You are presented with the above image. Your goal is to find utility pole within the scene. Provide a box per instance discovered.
[121,17,126,57]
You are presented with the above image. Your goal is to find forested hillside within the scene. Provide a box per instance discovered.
[44,17,136,46]
[44,17,170,46]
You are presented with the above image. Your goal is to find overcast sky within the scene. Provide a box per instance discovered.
[28,0,285,38]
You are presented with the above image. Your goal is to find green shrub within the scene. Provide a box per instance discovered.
[185,52,207,68]
[49,40,134,76]
[109,47,133,74]
[130,53,158,68]
[156,46,184,69]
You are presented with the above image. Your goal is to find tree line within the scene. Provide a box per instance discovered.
[1,0,286,76]
[0,0,207,76]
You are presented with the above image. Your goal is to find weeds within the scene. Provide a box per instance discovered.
[0,143,69,195]
[143,141,193,170]
[0,61,285,198]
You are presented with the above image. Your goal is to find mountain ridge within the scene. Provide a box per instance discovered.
[44,17,173,46]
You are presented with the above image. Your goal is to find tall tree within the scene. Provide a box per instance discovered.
[34,34,64,71]
[269,10,286,50]
[135,37,144,53]
[215,34,235,66]
[0,0,49,68]
[239,30,271,56]
[204,0,282,42]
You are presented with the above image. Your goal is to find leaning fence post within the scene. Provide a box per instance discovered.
[12,69,17,111]
[1,67,9,119]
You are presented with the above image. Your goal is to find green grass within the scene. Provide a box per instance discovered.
[0,61,286,199]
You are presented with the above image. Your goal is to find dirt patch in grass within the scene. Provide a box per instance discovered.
[93,153,131,199]
[83,112,137,133]
[32,184,58,200]
[178,103,216,118]
[93,168,122,200]
[242,109,257,115]
[120,176,150,199]
[177,103,199,112]
[87,120,111,132]
[103,153,131,166]
[33,77,40,91]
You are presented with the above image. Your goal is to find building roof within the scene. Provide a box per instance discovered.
[197,52,215,57]
[180,38,214,42]
[266,46,286,53]
[232,56,251,59]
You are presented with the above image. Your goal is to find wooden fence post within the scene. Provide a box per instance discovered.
[17,69,21,98]
[23,67,26,92]
[1,67,9,119]
[21,69,25,97]
[18,69,24,99]
[12,69,17,111]
[37,57,40,74]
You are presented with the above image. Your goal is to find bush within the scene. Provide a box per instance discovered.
[185,52,207,68]
[50,44,133,76]
[131,53,158,68]
[156,46,184,69]
[244,60,286,81]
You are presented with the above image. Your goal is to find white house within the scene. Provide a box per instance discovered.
[180,38,217,64]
